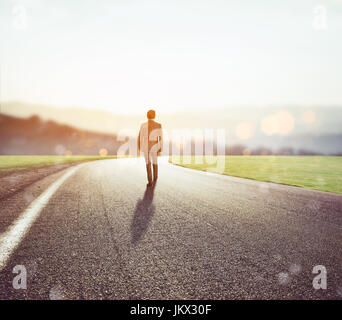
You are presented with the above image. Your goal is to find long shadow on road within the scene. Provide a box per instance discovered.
[131,184,156,244]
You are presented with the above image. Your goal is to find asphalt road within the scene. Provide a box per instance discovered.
[0,157,341,299]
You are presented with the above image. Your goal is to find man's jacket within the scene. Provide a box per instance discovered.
[138,120,163,155]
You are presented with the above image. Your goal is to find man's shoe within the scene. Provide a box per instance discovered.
[146,182,153,187]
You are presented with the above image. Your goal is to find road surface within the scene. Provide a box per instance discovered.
[0,157,341,299]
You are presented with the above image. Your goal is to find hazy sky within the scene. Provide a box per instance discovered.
[1,0,342,115]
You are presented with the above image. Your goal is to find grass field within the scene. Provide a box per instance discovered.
[0,155,118,170]
[170,156,342,194]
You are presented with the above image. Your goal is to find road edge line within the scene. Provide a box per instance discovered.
[0,164,83,271]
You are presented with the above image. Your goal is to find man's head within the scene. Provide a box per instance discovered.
[147,109,156,120]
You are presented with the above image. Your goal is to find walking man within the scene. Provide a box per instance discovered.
[138,109,163,187]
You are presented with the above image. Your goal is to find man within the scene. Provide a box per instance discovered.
[138,109,163,187]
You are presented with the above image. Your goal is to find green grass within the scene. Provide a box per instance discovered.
[0,155,118,170]
[170,156,342,194]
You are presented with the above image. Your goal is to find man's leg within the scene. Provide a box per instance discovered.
[144,152,153,185]
[151,152,158,182]
[146,163,152,185]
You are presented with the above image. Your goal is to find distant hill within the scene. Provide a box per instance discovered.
[2,101,342,136]
[1,103,342,155]
[0,114,122,155]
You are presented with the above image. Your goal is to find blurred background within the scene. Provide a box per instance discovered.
[1,0,341,155]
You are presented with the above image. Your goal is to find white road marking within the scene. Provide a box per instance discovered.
[0,165,82,271]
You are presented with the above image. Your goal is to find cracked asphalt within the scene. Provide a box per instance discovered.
[0,157,341,299]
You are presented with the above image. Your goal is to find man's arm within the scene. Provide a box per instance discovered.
[158,124,163,154]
